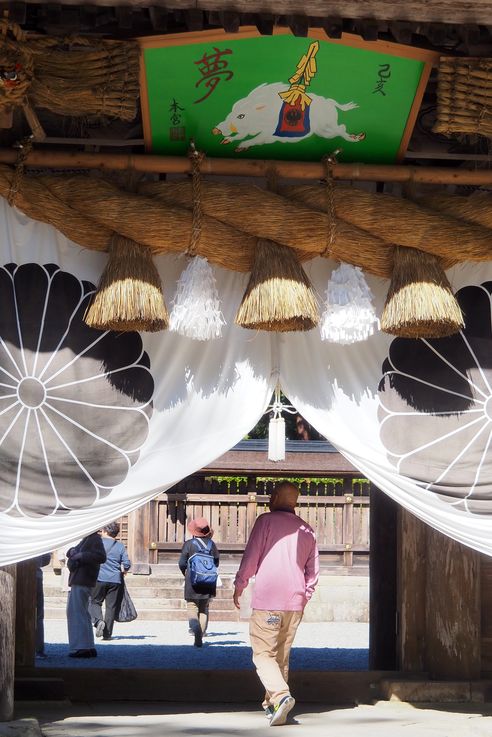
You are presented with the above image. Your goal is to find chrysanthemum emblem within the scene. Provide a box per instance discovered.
[0,263,154,517]
[378,282,492,514]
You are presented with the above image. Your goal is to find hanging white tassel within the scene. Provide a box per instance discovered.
[268,416,286,461]
[268,385,286,461]
[320,263,379,344]
[169,256,225,340]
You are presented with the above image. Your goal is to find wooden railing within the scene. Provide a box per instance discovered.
[142,476,370,568]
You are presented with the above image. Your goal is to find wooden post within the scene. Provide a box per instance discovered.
[148,499,159,567]
[15,559,36,668]
[369,485,398,670]
[397,507,427,672]
[342,477,354,567]
[425,527,481,679]
[246,476,257,538]
[127,502,151,575]
[397,509,481,678]
[0,564,16,722]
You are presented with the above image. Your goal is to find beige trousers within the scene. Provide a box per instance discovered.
[187,600,209,635]
[249,609,303,708]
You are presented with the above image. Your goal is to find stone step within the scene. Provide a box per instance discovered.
[44,584,234,599]
[15,676,67,701]
[44,595,237,610]
[42,570,371,623]
[44,578,236,592]
[45,607,240,621]
[45,572,236,585]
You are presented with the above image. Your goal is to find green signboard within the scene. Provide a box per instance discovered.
[140,29,436,163]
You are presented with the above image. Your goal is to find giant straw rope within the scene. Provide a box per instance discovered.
[2,165,492,276]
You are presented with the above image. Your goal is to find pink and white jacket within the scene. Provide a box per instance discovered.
[234,510,319,611]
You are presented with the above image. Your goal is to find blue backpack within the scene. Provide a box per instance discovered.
[188,538,218,589]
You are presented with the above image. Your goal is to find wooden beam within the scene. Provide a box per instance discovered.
[12,0,492,24]
[6,148,492,185]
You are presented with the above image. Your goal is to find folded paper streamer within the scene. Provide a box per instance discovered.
[169,255,225,341]
[320,262,379,344]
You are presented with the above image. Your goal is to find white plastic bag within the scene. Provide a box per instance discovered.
[239,578,255,621]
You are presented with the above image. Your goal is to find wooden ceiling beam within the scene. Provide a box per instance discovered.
[9,0,492,26]
[148,5,168,29]
[6,147,492,185]
[219,9,240,32]
[320,17,343,38]
[184,7,204,29]
[288,13,309,37]
[255,11,274,35]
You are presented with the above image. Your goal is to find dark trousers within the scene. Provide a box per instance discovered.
[89,582,123,638]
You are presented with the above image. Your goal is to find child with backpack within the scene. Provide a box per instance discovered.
[178,517,220,648]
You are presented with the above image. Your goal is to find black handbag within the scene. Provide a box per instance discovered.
[115,579,138,623]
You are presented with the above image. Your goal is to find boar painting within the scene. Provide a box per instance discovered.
[140,29,437,163]
[211,43,366,151]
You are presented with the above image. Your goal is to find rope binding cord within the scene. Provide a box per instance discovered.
[322,148,342,258]
[187,139,206,257]
[168,139,225,341]
[7,134,33,207]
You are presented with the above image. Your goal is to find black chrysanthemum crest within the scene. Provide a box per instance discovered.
[0,263,154,517]
[378,282,492,515]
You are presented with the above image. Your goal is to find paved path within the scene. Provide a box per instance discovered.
[20,620,492,737]
[13,701,492,737]
[38,619,369,670]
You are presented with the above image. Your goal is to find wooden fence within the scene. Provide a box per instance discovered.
[140,476,370,568]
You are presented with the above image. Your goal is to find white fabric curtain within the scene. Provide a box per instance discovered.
[3,200,492,563]
[282,258,492,557]
[0,201,276,564]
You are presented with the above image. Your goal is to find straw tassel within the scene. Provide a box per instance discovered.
[381,246,464,338]
[235,238,319,332]
[320,263,379,344]
[84,233,169,332]
[169,145,225,340]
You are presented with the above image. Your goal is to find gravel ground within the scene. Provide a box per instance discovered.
[38,619,369,670]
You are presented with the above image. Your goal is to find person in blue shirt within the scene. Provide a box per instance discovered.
[89,522,131,640]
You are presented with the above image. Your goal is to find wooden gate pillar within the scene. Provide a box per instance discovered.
[397,508,481,679]
[369,485,398,669]
[0,564,16,721]
[15,559,36,668]
[425,527,480,679]
[397,508,427,672]
[127,502,151,574]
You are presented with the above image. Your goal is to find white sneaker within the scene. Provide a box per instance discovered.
[269,695,295,726]
[95,620,105,638]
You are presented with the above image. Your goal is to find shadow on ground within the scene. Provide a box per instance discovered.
[37,643,369,670]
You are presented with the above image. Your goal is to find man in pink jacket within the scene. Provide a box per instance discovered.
[233,481,319,727]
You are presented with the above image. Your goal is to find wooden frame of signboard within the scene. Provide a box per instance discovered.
[139,27,438,164]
